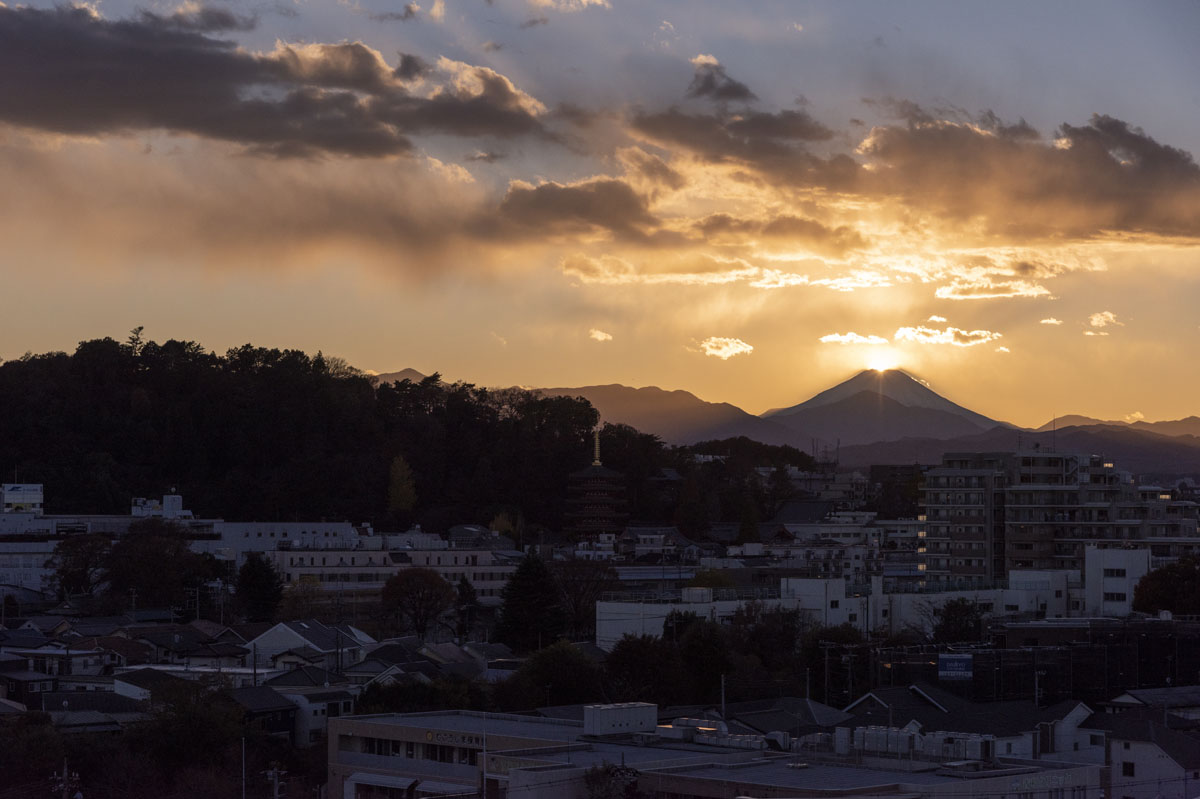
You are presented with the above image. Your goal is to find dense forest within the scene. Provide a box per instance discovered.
[0,332,816,536]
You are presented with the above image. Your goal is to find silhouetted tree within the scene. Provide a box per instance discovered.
[495,552,567,652]
[455,575,479,639]
[1134,557,1200,616]
[236,553,283,622]
[381,568,456,640]
[931,597,986,644]
[605,634,683,705]
[493,641,604,710]
[103,519,224,614]
[552,558,618,640]
[386,454,417,520]
[44,533,110,599]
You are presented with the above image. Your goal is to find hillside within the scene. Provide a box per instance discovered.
[837,424,1200,476]
[537,384,809,447]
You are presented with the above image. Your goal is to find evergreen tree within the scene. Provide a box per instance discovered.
[495,551,567,652]
[236,553,283,623]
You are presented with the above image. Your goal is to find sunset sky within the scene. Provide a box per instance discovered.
[2,1,1198,428]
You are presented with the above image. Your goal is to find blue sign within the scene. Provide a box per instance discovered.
[938,654,973,680]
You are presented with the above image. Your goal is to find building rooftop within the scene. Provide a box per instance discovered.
[352,710,583,740]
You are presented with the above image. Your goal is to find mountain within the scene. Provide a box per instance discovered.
[761,370,1008,446]
[536,384,809,448]
[1034,415,1200,439]
[1133,417,1200,438]
[1035,414,1124,432]
[374,368,429,384]
[836,423,1200,476]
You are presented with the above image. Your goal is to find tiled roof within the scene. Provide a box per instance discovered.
[227,686,296,714]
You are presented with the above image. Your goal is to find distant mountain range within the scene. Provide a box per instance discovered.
[373,367,1200,474]
[536,384,804,447]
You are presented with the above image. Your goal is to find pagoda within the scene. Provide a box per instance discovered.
[564,430,628,541]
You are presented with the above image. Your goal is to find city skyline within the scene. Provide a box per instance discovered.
[2,1,1198,427]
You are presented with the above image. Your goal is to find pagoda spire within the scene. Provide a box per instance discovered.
[592,428,602,466]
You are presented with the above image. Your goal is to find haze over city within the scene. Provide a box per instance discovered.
[2,1,1198,427]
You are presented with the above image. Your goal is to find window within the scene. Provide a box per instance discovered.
[829,600,839,609]
[848,613,858,622]
[1122,762,1135,777]
[1104,592,1127,602]
[1104,568,1127,577]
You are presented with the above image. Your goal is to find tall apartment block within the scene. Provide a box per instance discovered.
[921,453,1015,585]
[921,449,1200,585]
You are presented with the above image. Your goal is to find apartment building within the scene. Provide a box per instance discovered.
[921,452,1014,585]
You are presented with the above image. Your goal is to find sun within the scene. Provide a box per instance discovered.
[865,348,903,372]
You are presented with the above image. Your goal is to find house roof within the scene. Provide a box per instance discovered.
[1100,714,1200,770]
[264,666,343,688]
[1116,686,1200,709]
[0,629,48,648]
[217,622,274,644]
[114,668,188,691]
[134,626,208,652]
[463,642,514,661]
[41,691,142,713]
[363,640,424,666]
[73,636,152,663]
[272,646,325,663]
[275,620,372,653]
[227,686,296,714]
[179,641,248,659]
[843,683,1084,738]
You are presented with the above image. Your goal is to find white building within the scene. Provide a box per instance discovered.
[596,573,1075,650]
[1083,545,1150,616]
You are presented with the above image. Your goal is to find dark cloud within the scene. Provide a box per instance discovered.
[632,107,854,188]
[695,213,865,255]
[483,41,503,53]
[858,111,1200,238]
[686,57,757,103]
[618,147,685,190]
[0,6,552,157]
[726,110,833,141]
[467,150,504,162]
[137,5,257,32]
[394,53,427,80]
[977,109,1039,140]
[370,3,421,22]
[520,16,550,28]
[497,178,659,240]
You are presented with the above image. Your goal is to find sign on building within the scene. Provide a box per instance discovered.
[937,653,973,680]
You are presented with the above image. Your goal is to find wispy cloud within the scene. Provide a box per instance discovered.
[588,328,613,342]
[927,315,947,322]
[1089,311,1122,328]
[699,337,753,359]
[819,332,889,345]
[1040,318,1063,325]
[895,325,1002,347]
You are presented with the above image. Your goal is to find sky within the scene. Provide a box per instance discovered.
[1,0,1199,428]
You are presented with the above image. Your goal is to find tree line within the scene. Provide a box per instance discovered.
[1,333,814,538]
